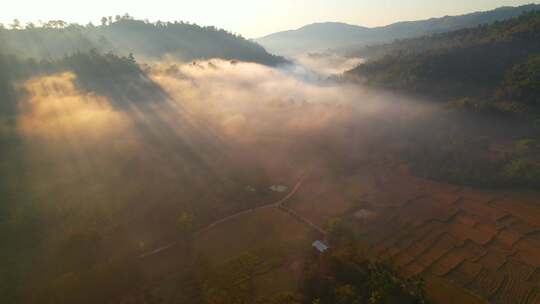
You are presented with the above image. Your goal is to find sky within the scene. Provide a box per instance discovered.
[1,0,538,38]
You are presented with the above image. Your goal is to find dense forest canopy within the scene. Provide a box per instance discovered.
[0,49,168,112]
[0,15,287,66]
[347,10,540,108]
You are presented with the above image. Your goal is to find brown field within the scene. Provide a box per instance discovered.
[252,264,302,298]
[120,159,540,304]
[424,274,488,304]
[193,208,312,265]
[284,174,371,226]
[285,163,540,304]
[190,207,314,300]
[127,207,314,303]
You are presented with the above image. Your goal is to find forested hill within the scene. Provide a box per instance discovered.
[0,17,287,66]
[347,10,540,115]
[257,3,540,55]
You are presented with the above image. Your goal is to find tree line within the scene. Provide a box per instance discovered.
[0,15,288,66]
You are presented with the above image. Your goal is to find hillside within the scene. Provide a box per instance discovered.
[347,10,540,110]
[346,10,540,191]
[0,17,287,66]
[256,4,540,55]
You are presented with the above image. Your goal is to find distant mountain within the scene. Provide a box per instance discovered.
[256,22,371,55]
[256,4,540,55]
[0,19,287,66]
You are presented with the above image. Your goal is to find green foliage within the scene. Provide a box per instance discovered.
[0,49,168,110]
[515,138,536,155]
[366,263,425,304]
[0,52,18,118]
[334,284,360,304]
[297,244,427,304]
[502,54,540,106]
[0,18,287,66]
[177,211,195,233]
[324,218,341,235]
[404,129,540,189]
[503,158,540,185]
[447,98,526,116]
[447,98,491,112]
[348,10,540,116]
[61,50,168,105]
[492,100,527,115]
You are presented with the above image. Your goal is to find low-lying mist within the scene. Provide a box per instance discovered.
[4,58,453,303]
[146,59,435,176]
[12,59,440,219]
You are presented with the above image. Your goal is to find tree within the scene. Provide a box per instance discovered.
[502,54,540,106]
[177,212,194,234]
[334,285,359,304]
[45,20,67,29]
[325,218,341,235]
[101,17,108,26]
[515,139,536,155]
[25,22,35,29]
[57,20,67,28]
[128,53,136,64]
[10,19,21,30]
[504,159,540,183]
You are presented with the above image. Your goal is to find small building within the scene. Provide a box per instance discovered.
[270,185,288,193]
[312,240,329,253]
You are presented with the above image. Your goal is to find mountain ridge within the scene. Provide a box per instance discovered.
[256,3,540,55]
[0,18,288,66]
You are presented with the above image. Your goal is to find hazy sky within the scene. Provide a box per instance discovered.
[2,0,538,37]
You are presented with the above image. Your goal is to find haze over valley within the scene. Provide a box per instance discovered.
[2,2,540,304]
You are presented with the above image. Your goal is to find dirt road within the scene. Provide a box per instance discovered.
[140,174,308,258]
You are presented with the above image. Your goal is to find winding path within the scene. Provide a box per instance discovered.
[140,174,310,258]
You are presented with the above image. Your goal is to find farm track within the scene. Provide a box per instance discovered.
[139,173,322,258]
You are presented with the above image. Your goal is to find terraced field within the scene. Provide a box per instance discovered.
[289,164,540,304]
[118,162,540,304]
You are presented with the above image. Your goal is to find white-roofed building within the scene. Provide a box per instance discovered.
[312,240,329,253]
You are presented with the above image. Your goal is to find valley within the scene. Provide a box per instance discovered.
[2,3,540,304]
